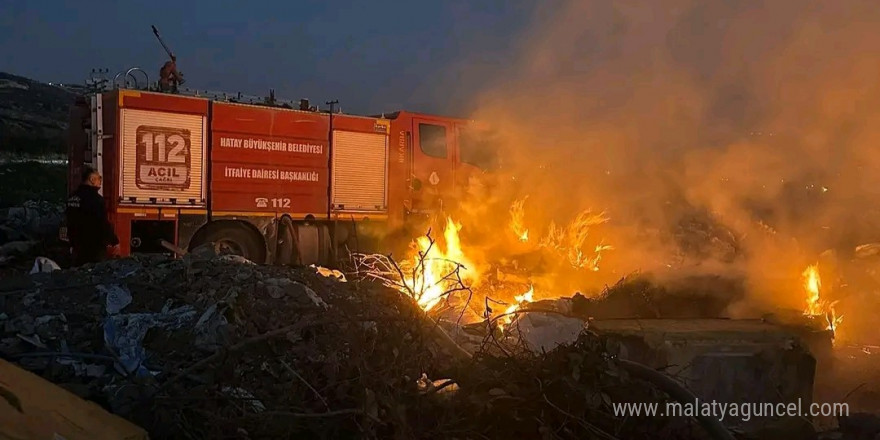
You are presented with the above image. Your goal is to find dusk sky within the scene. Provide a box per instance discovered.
[0,0,535,115]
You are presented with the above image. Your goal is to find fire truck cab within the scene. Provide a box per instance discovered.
[65,86,496,266]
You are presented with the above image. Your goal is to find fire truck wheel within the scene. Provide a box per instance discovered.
[276,217,298,266]
[201,224,266,264]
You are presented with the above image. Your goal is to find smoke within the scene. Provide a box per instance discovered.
[446,0,880,338]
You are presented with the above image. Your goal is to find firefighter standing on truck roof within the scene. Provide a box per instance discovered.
[66,167,120,266]
[158,55,184,93]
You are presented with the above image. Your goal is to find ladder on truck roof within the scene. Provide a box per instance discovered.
[102,66,326,111]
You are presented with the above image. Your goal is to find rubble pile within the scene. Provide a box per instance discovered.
[1,249,439,439]
[0,250,703,439]
[0,200,66,271]
[2,200,64,238]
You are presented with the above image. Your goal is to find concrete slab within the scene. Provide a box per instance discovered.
[591,318,825,439]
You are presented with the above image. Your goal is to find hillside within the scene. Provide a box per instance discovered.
[0,72,79,155]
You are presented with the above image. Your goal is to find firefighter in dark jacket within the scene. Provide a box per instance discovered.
[66,167,120,266]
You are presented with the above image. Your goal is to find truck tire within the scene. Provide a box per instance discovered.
[294,224,332,266]
[201,224,266,264]
[275,217,299,266]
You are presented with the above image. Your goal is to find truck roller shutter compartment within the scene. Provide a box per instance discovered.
[331,130,388,212]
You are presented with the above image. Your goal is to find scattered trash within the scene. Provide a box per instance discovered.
[100,284,132,315]
[514,312,587,353]
[313,265,347,282]
[29,256,60,274]
[192,302,229,350]
[416,373,459,397]
[222,387,266,413]
[55,357,107,378]
[218,254,254,265]
[16,333,47,349]
[102,305,198,377]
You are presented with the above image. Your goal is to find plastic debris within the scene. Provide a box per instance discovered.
[218,254,254,265]
[312,265,347,282]
[29,256,61,274]
[100,284,132,315]
[102,306,198,376]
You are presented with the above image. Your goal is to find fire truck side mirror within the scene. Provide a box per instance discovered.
[412,178,422,191]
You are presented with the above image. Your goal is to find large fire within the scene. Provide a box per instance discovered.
[386,199,613,329]
[802,263,843,333]
[374,199,848,342]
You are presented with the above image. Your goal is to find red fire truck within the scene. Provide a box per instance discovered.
[65,87,496,265]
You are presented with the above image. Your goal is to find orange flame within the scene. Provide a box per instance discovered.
[510,197,530,242]
[539,209,612,270]
[499,285,535,332]
[802,264,822,316]
[404,217,478,312]
[802,263,843,332]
